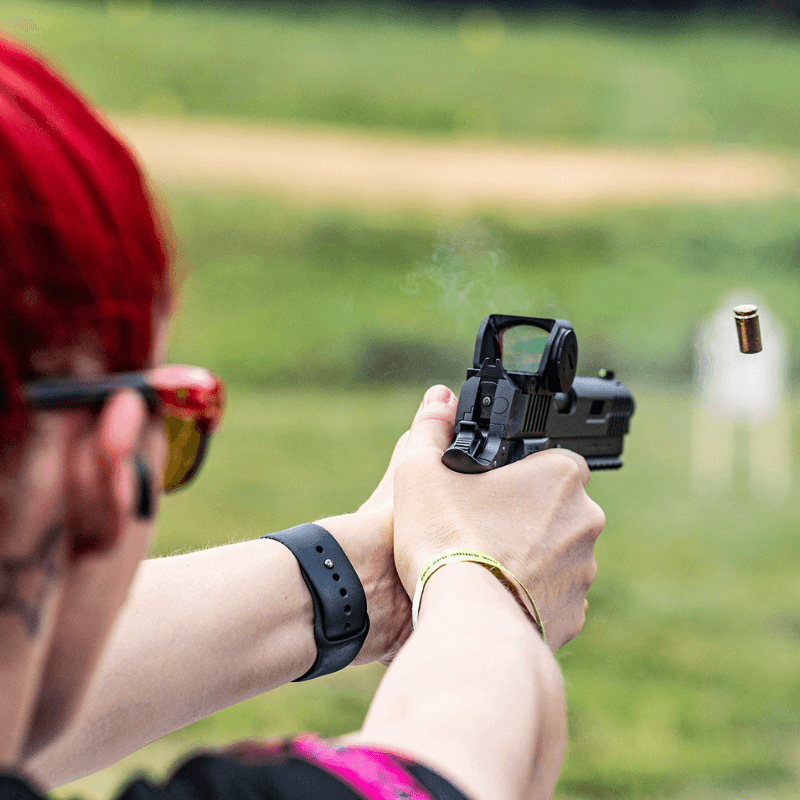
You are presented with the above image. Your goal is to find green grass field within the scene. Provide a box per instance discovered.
[163,191,800,387]
[3,2,800,799]
[3,0,800,148]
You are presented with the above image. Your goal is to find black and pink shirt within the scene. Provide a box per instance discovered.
[0,735,472,800]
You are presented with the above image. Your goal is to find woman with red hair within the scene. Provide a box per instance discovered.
[0,36,604,800]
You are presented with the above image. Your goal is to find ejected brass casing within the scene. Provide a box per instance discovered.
[734,304,762,354]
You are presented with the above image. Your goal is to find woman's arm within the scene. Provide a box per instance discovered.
[351,562,566,800]
[344,385,605,800]
[25,509,410,788]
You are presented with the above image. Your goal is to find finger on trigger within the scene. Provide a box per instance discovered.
[407,384,458,453]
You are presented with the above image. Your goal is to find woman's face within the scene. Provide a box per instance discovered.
[20,319,170,759]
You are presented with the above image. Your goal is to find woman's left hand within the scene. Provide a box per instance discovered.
[315,429,414,667]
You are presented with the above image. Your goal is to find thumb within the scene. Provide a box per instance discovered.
[406,384,458,454]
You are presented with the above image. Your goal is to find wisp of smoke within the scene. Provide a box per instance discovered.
[403,219,537,339]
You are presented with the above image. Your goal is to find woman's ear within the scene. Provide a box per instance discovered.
[68,389,147,558]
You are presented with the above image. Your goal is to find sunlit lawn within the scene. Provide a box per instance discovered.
[161,191,800,389]
[3,0,800,148]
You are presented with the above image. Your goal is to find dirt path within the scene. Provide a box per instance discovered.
[112,114,800,214]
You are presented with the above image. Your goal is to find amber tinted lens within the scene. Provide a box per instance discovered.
[162,415,206,492]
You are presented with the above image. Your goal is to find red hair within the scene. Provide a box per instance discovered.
[0,36,173,448]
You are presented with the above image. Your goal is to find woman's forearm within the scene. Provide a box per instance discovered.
[26,538,317,787]
[351,563,567,800]
[26,506,409,789]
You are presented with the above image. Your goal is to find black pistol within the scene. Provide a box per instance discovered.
[442,314,635,473]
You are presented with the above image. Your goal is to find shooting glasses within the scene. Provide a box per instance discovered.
[23,365,225,492]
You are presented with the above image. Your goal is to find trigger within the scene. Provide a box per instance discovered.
[452,420,483,455]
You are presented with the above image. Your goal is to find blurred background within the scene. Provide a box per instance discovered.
[4,0,800,797]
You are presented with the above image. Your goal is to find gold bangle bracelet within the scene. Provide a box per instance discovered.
[411,548,545,644]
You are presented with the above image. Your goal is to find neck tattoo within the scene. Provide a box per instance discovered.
[0,523,63,638]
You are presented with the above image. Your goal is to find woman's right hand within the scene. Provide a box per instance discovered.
[393,384,606,651]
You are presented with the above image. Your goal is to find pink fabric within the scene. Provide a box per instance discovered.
[290,734,434,800]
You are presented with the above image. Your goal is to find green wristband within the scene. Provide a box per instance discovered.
[411,548,546,644]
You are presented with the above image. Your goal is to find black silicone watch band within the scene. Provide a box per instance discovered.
[263,523,369,681]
